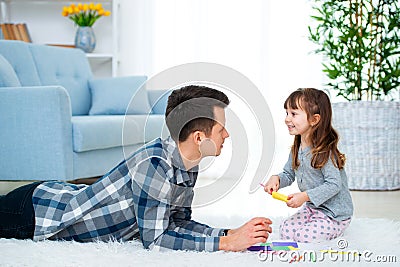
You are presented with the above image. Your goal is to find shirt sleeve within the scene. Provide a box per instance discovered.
[130,156,222,251]
[169,206,223,237]
[278,153,296,188]
[306,157,341,207]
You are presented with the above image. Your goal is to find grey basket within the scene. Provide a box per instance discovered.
[332,101,400,190]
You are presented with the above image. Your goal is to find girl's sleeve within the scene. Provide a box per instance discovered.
[306,158,341,207]
[278,153,296,188]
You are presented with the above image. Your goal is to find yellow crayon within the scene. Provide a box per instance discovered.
[272,191,288,202]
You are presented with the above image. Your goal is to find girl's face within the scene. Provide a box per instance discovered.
[285,105,313,139]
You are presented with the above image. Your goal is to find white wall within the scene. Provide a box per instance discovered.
[4,1,114,77]
[117,1,326,218]
[118,0,324,174]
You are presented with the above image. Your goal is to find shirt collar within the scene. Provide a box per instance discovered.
[163,136,199,184]
[299,145,312,154]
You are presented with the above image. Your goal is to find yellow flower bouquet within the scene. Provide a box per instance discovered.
[62,3,111,27]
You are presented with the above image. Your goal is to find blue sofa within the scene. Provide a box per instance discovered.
[0,40,169,181]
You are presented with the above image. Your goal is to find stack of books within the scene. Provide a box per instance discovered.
[0,23,32,42]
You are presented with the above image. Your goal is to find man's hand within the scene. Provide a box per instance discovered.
[286,192,309,208]
[264,175,280,194]
[219,217,272,251]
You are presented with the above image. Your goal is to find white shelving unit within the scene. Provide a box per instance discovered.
[0,0,120,77]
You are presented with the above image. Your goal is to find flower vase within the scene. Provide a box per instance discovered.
[75,26,96,53]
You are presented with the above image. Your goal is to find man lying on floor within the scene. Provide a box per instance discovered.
[0,85,272,252]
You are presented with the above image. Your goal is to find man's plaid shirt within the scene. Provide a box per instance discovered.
[32,137,224,251]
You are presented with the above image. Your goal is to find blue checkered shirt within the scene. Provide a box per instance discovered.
[32,137,224,251]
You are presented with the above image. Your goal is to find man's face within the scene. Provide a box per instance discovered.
[200,106,230,157]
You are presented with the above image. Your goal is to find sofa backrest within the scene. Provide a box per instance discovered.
[0,54,22,87]
[0,40,41,86]
[30,44,93,115]
[0,40,93,115]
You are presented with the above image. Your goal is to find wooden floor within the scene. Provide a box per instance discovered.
[350,190,400,221]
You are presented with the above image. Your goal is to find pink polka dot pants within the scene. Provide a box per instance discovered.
[279,205,351,243]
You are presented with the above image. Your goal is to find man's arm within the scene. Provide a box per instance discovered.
[169,206,223,237]
[133,191,272,252]
[130,157,222,251]
[131,157,272,251]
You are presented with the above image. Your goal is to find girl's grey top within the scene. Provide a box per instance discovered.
[279,146,353,221]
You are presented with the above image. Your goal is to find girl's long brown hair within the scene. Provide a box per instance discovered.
[284,88,345,170]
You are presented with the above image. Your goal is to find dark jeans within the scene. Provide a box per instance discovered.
[0,182,42,239]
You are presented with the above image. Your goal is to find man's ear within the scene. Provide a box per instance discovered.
[192,131,206,145]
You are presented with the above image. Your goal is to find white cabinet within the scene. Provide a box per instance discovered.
[0,0,120,77]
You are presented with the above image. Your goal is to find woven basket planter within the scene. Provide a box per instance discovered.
[332,101,400,190]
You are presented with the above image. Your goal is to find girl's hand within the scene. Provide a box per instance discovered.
[286,192,309,208]
[264,175,280,195]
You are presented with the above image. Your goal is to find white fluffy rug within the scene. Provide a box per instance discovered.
[1,216,399,267]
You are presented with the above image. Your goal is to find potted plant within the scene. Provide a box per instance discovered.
[308,0,400,190]
[62,2,111,53]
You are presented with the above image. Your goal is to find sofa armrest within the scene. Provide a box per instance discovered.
[148,89,171,115]
[0,86,73,181]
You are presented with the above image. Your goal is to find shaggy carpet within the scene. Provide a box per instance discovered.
[0,215,399,267]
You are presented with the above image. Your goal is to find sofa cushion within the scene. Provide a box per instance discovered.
[89,76,151,115]
[30,45,93,116]
[0,40,41,86]
[72,115,165,152]
[0,55,21,87]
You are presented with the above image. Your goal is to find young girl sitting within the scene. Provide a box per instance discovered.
[263,88,353,243]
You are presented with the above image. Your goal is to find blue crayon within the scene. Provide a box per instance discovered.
[247,245,273,251]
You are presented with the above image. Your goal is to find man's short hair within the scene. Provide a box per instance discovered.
[165,85,230,142]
